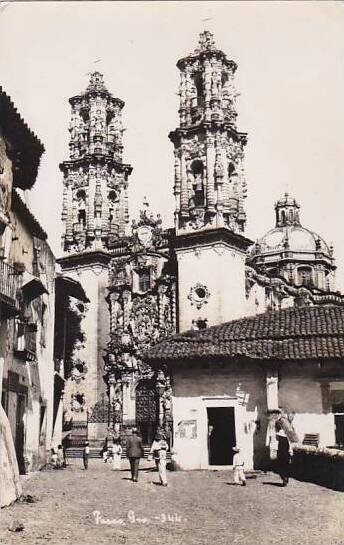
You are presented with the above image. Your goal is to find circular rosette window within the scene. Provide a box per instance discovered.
[187,283,210,309]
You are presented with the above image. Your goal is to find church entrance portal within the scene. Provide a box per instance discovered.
[207,407,236,465]
[135,380,158,445]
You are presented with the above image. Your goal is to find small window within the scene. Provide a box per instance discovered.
[228,163,235,179]
[297,267,313,288]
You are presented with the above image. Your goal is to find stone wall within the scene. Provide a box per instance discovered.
[1,199,56,473]
[61,262,109,441]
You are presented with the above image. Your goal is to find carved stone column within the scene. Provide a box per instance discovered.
[214,135,224,227]
[206,133,216,218]
[174,150,181,229]
[180,143,189,219]
[108,374,116,427]
[156,370,166,427]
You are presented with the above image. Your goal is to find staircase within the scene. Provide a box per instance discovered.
[66,446,171,460]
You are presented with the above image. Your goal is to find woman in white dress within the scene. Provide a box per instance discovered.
[111,438,122,470]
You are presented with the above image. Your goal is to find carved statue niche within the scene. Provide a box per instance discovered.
[109,291,123,333]
[108,189,119,237]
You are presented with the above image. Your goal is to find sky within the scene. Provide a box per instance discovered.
[1,1,344,290]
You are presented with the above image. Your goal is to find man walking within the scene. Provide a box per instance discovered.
[126,428,144,482]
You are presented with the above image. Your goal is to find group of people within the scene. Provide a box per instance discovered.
[81,428,170,486]
[232,423,294,487]
[53,422,293,488]
[50,444,66,469]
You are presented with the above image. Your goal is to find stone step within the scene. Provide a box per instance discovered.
[65,447,171,460]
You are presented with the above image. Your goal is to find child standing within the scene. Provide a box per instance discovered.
[150,433,169,486]
[83,441,90,470]
[232,446,246,486]
[111,438,122,471]
[56,445,64,469]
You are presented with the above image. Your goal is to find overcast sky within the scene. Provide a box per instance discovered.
[1,1,344,290]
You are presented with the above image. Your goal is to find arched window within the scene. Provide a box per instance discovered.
[191,160,205,206]
[108,191,118,225]
[194,74,204,108]
[138,268,151,292]
[76,190,86,225]
[281,210,286,225]
[297,266,313,288]
[228,162,235,180]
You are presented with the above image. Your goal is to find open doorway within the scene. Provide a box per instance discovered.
[207,407,236,465]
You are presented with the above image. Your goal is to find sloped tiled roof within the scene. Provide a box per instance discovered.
[0,87,44,190]
[142,306,344,364]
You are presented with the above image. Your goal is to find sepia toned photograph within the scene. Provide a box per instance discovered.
[1,1,344,544]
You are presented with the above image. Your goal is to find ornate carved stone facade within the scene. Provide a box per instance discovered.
[103,203,176,441]
[169,31,247,233]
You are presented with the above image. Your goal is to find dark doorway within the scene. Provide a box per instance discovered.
[16,394,26,474]
[135,380,158,445]
[207,407,236,465]
[335,414,344,448]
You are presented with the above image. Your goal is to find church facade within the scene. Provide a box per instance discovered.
[58,32,344,447]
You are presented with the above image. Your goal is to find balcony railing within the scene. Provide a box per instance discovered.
[14,322,37,361]
[0,260,20,312]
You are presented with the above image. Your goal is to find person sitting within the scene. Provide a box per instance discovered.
[50,448,58,469]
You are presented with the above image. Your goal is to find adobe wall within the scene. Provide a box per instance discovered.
[171,363,268,470]
[279,364,340,447]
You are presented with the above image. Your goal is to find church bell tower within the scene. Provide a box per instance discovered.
[60,72,132,252]
[170,32,252,331]
[58,73,133,442]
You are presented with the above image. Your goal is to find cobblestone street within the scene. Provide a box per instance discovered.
[2,459,344,545]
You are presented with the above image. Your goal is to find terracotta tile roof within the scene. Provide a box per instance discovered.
[142,306,344,364]
[0,87,44,190]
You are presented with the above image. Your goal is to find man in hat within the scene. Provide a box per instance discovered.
[126,428,144,482]
[275,423,293,486]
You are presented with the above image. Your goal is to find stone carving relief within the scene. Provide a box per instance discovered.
[70,392,86,413]
[70,359,88,384]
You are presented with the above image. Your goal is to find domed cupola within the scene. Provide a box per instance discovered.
[247,193,336,292]
[275,193,301,227]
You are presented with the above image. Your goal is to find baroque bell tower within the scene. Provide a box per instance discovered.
[60,72,132,252]
[169,31,247,232]
[58,72,132,443]
[170,32,252,331]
